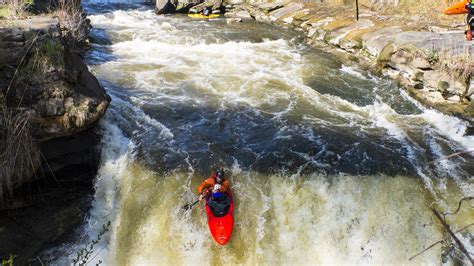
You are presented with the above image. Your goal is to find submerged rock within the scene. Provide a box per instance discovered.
[226,17,242,24]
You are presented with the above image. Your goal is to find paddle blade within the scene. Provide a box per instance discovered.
[182,200,199,211]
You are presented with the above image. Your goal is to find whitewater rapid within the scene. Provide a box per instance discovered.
[48,4,473,265]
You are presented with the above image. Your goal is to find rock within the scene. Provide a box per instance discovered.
[377,43,395,64]
[412,56,432,70]
[0,29,28,68]
[467,77,474,100]
[305,17,334,28]
[1,29,25,42]
[428,26,448,32]
[392,49,413,65]
[465,126,474,136]
[422,89,446,103]
[33,98,65,116]
[1,24,110,142]
[392,31,470,57]
[255,2,284,12]
[339,39,362,51]
[40,127,101,173]
[413,70,424,82]
[269,2,304,21]
[226,18,242,24]
[446,84,467,96]
[466,99,474,114]
[244,5,268,22]
[437,81,450,93]
[362,26,402,57]
[327,19,375,47]
[446,95,461,103]
[189,0,223,14]
[0,129,99,264]
[307,27,317,38]
[225,0,244,5]
[282,17,293,24]
[414,82,424,90]
[225,9,251,18]
[0,10,110,264]
[156,0,177,14]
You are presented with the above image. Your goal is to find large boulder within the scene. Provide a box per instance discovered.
[156,0,177,14]
[0,16,109,264]
[156,0,204,13]
[0,18,110,204]
[3,28,110,142]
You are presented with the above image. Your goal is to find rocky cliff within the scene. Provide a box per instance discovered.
[0,13,110,263]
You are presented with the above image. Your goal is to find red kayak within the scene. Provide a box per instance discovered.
[205,191,234,245]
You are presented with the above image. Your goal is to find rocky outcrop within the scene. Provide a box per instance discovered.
[156,0,202,13]
[0,16,110,185]
[1,18,109,142]
[156,0,224,14]
[224,2,474,121]
[0,15,110,263]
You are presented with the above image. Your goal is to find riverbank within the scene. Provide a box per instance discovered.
[0,5,110,263]
[224,1,474,122]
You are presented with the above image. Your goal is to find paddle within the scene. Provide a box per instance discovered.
[183,192,207,211]
[182,199,200,211]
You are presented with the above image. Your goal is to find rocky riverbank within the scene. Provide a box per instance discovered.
[221,1,474,121]
[0,8,110,264]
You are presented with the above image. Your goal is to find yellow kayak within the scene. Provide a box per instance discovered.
[188,13,220,19]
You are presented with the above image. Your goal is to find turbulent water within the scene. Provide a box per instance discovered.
[50,2,474,264]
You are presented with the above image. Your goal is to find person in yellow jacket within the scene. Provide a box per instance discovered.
[197,169,230,201]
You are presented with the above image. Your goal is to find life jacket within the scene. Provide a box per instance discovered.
[467,0,474,14]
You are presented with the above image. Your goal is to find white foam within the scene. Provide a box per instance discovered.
[340,65,367,80]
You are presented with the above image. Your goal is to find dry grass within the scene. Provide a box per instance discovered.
[55,0,88,43]
[23,38,64,78]
[0,32,42,207]
[5,0,32,19]
[438,52,474,81]
[62,102,89,128]
[425,41,474,81]
[0,97,40,207]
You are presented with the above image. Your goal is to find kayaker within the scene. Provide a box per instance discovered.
[202,7,211,16]
[197,169,230,201]
[466,0,474,40]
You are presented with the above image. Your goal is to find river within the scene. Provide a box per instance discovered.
[48,2,473,264]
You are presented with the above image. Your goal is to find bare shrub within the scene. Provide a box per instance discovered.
[55,0,89,45]
[425,37,474,81]
[438,51,474,81]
